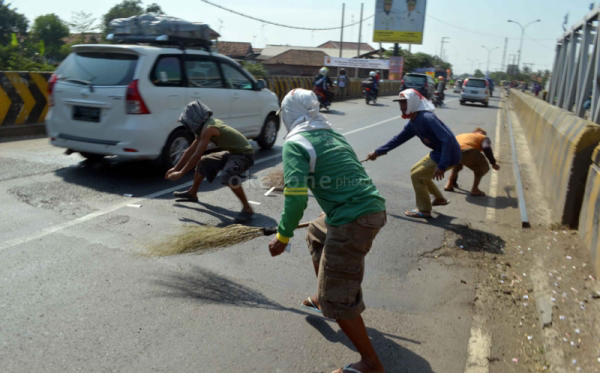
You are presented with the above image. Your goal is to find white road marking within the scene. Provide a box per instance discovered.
[464,286,492,373]
[0,115,402,252]
[485,101,502,222]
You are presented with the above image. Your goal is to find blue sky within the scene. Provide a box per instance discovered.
[12,0,596,75]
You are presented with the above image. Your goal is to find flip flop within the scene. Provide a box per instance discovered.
[173,191,198,202]
[470,191,487,197]
[335,364,363,373]
[432,199,451,206]
[301,297,322,314]
[405,209,432,219]
[444,187,455,192]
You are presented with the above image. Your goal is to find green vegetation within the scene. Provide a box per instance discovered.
[240,61,269,77]
[384,47,453,73]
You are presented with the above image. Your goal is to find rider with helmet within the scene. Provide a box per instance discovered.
[436,76,446,101]
[363,71,379,100]
[314,67,334,105]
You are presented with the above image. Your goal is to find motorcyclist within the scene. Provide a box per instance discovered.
[363,71,379,100]
[436,76,446,101]
[314,67,334,105]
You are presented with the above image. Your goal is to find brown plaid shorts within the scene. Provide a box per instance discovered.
[306,211,386,320]
[459,149,490,177]
[196,151,254,186]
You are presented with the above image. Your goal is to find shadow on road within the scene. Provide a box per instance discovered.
[388,213,506,254]
[444,186,518,209]
[174,201,277,228]
[53,146,283,197]
[327,109,346,115]
[305,316,433,373]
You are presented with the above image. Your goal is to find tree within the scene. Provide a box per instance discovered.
[0,0,28,45]
[240,61,268,77]
[474,69,484,78]
[145,3,164,14]
[383,48,453,74]
[30,14,69,60]
[69,11,97,43]
[102,0,144,34]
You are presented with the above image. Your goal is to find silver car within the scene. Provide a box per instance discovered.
[460,78,490,107]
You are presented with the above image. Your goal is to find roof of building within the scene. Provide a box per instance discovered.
[216,41,253,57]
[258,45,371,60]
[317,41,375,51]
[262,49,328,66]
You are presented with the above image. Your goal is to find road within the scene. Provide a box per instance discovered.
[0,92,502,373]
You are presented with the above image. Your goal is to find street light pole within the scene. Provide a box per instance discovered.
[507,19,541,70]
[481,46,499,76]
[467,58,478,76]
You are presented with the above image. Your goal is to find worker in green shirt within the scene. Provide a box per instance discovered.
[268,89,387,373]
[165,100,255,223]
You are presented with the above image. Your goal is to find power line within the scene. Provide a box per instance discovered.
[200,0,373,31]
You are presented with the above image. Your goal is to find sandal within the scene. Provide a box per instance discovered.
[334,364,363,373]
[173,191,198,202]
[234,209,254,224]
[301,297,322,314]
[432,199,451,206]
[405,209,432,218]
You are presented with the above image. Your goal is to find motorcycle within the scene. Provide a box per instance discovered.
[313,87,331,111]
[363,87,376,105]
[433,91,444,107]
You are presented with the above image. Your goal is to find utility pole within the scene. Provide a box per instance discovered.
[355,3,364,78]
[468,58,478,76]
[508,19,541,70]
[501,37,508,72]
[482,46,499,76]
[439,37,450,63]
[339,4,345,58]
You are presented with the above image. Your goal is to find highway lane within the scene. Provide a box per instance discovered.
[0,92,501,373]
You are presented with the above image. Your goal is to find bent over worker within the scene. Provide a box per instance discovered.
[268,89,387,373]
[366,89,461,219]
[165,100,255,223]
[444,127,500,196]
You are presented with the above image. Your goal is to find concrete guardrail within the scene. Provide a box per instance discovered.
[579,145,600,274]
[509,89,600,228]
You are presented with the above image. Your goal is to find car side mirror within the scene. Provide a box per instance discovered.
[255,79,266,90]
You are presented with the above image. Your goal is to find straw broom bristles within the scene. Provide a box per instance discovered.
[261,169,285,191]
[147,222,310,256]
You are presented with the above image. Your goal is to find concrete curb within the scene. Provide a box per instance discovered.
[0,123,46,140]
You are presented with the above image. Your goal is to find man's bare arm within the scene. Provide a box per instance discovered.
[173,137,200,172]
[179,127,220,175]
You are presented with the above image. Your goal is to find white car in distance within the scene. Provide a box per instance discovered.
[46,43,280,168]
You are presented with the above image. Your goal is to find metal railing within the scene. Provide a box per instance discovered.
[548,6,600,123]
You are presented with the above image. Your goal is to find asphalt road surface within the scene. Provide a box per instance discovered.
[0,92,502,373]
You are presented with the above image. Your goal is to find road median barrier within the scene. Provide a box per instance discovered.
[579,145,600,274]
[509,89,600,228]
[0,71,51,138]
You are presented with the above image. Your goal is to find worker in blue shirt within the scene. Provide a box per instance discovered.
[367,89,461,218]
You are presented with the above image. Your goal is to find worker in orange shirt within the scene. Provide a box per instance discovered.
[444,127,500,196]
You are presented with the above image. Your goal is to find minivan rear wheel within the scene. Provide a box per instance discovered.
[80,152,105,162]
[162,129,192,170]
[256,115,278,149]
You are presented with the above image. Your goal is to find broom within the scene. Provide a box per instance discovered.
[148,222,311,256]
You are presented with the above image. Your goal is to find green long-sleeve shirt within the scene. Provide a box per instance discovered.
[276,129,386,242]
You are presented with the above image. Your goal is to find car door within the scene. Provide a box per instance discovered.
[183,54,230,122]
[144,54,186,133]
[219,62,263,137]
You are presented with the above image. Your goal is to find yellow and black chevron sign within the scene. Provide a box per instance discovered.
[0,72,51,126]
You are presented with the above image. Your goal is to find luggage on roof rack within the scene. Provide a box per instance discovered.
[108,13,212,48]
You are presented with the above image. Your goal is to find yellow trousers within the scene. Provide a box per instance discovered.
[410,154,445,212]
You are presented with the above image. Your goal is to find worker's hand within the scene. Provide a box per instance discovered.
[433,167,446,181]
[366,151,379,161]
[165,167,177,179]
[166,171,184,181]
[492,163,500,171]
[268,236,287,257]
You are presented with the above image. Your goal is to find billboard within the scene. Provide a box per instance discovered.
[324,56,390,70]
[373,0,427,44]
[388,56,404,80]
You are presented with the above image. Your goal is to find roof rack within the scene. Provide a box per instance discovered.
[107,34,213,52]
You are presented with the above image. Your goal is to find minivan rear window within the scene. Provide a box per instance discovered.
[58,52,138,86]
[465,79,486,88]
[404,75,426,84]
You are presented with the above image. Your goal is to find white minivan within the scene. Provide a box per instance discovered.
[46,44,280,168]
[459,78,490,107]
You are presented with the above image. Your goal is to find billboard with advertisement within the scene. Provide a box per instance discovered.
[388,56,404,80]
[324,56,390,70]
[373,0,427,44]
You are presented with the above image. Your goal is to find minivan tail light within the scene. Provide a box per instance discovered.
[126,80,150,114]
[48,74,58,106]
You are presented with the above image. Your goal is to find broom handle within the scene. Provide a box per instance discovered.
[297,222,311,228]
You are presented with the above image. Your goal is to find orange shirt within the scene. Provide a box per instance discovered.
[456,133,486,151]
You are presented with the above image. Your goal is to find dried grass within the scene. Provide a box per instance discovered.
[262,169,284,191]
[148,225,269,256]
